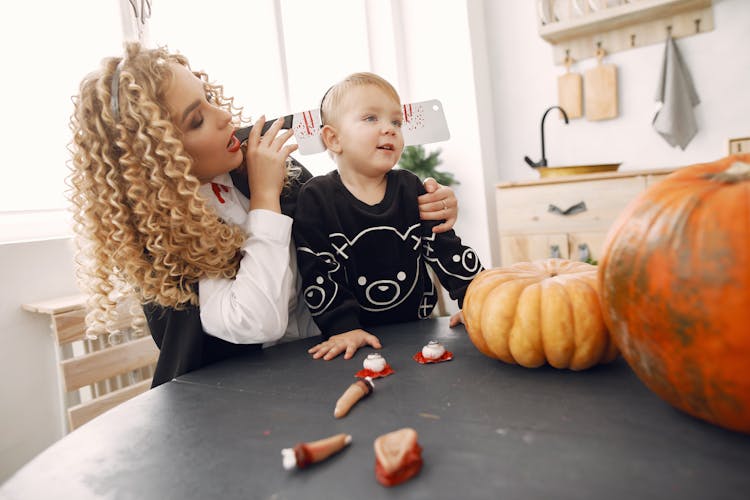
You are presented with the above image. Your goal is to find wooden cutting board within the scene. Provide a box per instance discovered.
[557,61,582,119]
[584,49,618,121]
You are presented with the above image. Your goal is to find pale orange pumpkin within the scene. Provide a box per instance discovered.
[598,155,750,434]
[463,258,618,370]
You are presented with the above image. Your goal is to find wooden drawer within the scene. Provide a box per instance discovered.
[500,233,570,263]
[496,176,645,234]
[500,231,609,265]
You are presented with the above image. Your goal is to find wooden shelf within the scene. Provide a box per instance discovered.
[538,0,714,64]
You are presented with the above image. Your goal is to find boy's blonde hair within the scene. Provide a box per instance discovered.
[320,72,401,126]
[69,43,247,336]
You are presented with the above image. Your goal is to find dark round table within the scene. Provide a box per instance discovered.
[2,318,749,499]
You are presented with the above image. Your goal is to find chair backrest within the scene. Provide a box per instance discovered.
[23,294,159,431]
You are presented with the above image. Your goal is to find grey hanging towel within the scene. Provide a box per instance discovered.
[652,35,700,150]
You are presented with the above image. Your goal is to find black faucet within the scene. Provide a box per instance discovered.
[524,105,569,168]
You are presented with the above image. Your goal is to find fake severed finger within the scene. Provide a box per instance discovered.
[334,377,374,418]
[282,433,352,470]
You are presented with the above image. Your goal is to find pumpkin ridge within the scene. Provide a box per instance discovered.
[560,277,579,369]
[570,277,608,370]
[540,279,574,368]
[483,278,541,362]
[464,271,540,357]
[509,283,545,367]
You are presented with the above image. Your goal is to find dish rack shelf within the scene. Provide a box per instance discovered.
[538,0,713,64]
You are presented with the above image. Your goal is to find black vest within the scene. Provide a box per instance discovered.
[145,160,313,387]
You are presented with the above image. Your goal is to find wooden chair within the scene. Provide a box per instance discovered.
[23,294,159,431]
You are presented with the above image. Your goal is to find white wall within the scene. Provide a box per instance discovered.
[393,0,494,275]
[482,0,750,185]
[0,238,77,483]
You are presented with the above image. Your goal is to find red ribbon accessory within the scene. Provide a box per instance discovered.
[211,182,230,204]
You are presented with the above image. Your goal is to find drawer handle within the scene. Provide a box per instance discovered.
[548,201,587,216]
[577,243,591,261]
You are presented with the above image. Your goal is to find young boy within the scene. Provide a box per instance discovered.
[293,73,483,361]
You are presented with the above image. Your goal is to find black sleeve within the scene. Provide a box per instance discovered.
[143,301,261,388]
[408,174,484,308]
[292,180,362,338]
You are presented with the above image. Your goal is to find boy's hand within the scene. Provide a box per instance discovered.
[308,329,382,360]
[449,310,464,328]
[418,177,458,233]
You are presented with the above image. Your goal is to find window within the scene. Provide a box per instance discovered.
[2,0,378,242]
[151,0,371,176]
[1,1,121,213]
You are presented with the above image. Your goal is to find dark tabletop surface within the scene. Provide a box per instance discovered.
[2,317,749,500]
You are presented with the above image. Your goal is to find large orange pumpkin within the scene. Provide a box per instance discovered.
[463,258,618,370]
[598,155,750,434]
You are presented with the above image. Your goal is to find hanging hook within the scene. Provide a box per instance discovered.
[666,25,673,36]
[695,18,701,33]
[595,41,605,60]
[630,33,636,47]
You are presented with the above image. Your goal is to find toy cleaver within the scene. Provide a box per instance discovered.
[235,99,450,155]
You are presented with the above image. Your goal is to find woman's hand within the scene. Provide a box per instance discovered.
[418,177,458,233]
[245,115,298,212]
[308,329,382,360]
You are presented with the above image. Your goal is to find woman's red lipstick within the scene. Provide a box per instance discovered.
[227,133,241,153]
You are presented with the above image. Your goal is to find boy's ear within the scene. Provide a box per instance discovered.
[321,125,342,154]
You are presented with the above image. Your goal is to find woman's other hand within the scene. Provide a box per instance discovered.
[308,329,382,360]
[245,115,298,212]
[418,177,458,233]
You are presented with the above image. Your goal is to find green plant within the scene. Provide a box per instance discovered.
[398,145,458,186]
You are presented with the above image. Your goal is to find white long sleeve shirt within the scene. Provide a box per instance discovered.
[197,174,319,345]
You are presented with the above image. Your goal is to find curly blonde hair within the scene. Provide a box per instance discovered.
[69,43,264,336]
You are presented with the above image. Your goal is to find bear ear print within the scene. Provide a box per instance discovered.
[318,252,340,272]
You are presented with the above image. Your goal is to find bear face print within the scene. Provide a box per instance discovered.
[422,233,482,280]
[297,248,343,316]
[353,258,423,312]
[330,224,424,312]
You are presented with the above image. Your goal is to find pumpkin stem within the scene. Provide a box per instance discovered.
[706,161,750,183]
